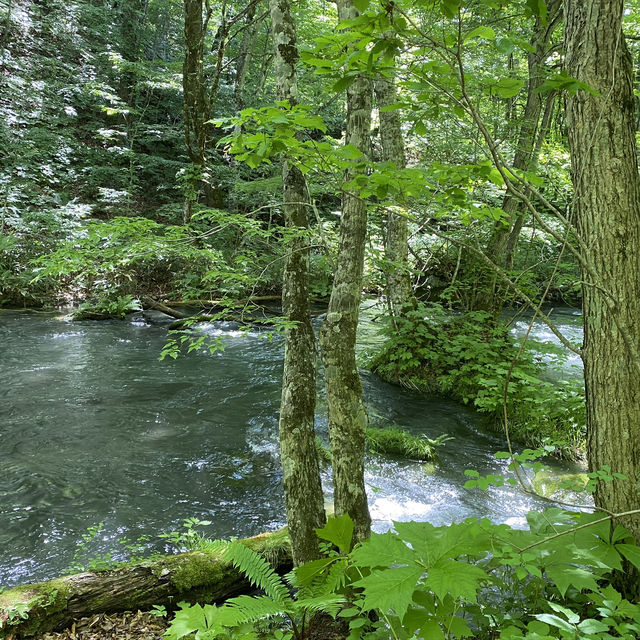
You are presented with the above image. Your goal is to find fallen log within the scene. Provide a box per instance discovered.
[140,297,187,320]
[0,529,291,639]
[160,296,329,308]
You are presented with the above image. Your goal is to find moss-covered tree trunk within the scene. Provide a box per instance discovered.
[319,0,372,546]
[565,0,640,546]
[268,0,326,566]
[374,51,415,318]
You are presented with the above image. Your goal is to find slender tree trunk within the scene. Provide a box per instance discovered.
[375,58,415,317]
[319,0,372,545]
[475,1,561,314]
[234,1,261,113]
[565,0,640,550]
[182,0,210,223]
[268,0,326,566]
[503,89,557,269]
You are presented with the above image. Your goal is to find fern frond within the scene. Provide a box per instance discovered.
[217,595,287,627]
[193,538,229,553]
[223,541,290,602]
[294,594,346,619]
[323,558,349,594]
[295,557,349,602]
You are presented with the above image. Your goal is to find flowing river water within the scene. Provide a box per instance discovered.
[0,305,584,587]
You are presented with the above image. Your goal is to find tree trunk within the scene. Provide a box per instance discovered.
[0,530,291,638]
[565,0,640,548]
[234,1,261,113]
[503,89,557,268]
[475,0,562,314]
[268,0,326,566]
[374,57,415,317]
[182,0,210,223]
[319,0,372,546]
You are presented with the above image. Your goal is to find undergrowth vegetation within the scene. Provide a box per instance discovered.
[165,498,640,640]
[369,303,585,458]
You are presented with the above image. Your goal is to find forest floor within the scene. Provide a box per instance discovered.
[38,612,168,640]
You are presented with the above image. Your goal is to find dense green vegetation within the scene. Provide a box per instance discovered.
[370,304,585,456]
[3,0,640,637]
[166,510,640,640]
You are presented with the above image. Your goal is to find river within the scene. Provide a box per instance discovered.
[0,305,584,587]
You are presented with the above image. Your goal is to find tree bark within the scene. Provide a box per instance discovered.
[374,54,415,317]
[475,0,562,314]
[182,0,211,223]
[268,0,326,565]
[0,530,291,638]
[565,0,640,547]
[234,1,261,113]
[319,0,372,545]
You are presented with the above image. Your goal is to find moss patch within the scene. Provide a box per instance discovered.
[365,427,449,461]
[0,578,71,637]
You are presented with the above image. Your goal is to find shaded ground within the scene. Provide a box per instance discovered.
[38,612,168,640]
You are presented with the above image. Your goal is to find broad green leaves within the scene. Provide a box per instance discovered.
[165,510,640,640]
[525,0,548,23]
[424,560,486,601]
[536,70,601,97]
[350,531,415,567]
[316,514,354,553]
[354,565,425,619]
[214,102,327,171]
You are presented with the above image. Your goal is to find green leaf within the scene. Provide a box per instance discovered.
[616,543,640,569]
[535,614,575,633]
[414,120,428,136]
[536,70,600,97]
[351,531,415,567]
[545,565,599,597]
[424,560,486,602]
[293,557,337,587]
[333,75,356,93]
[447,615,474,637]
[547,602,580,625]
[316,514,354,552]
[353,0,370,11]
[526,0,547,22]
[354,565,425,619]
[496,37,515,54]
[441,0,460,18]
[464,26,495,42]
[490,77,524,98]
[415,620,445,640]
[578,619,610,634]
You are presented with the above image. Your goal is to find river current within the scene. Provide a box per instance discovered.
[0,305,584,587]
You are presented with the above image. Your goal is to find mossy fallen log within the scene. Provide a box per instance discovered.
[0,529,291,639]
[141,297,187,320]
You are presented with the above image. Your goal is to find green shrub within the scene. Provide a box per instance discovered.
[369,303,585,458]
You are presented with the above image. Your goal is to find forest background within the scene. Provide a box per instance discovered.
[3,0,640,638]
